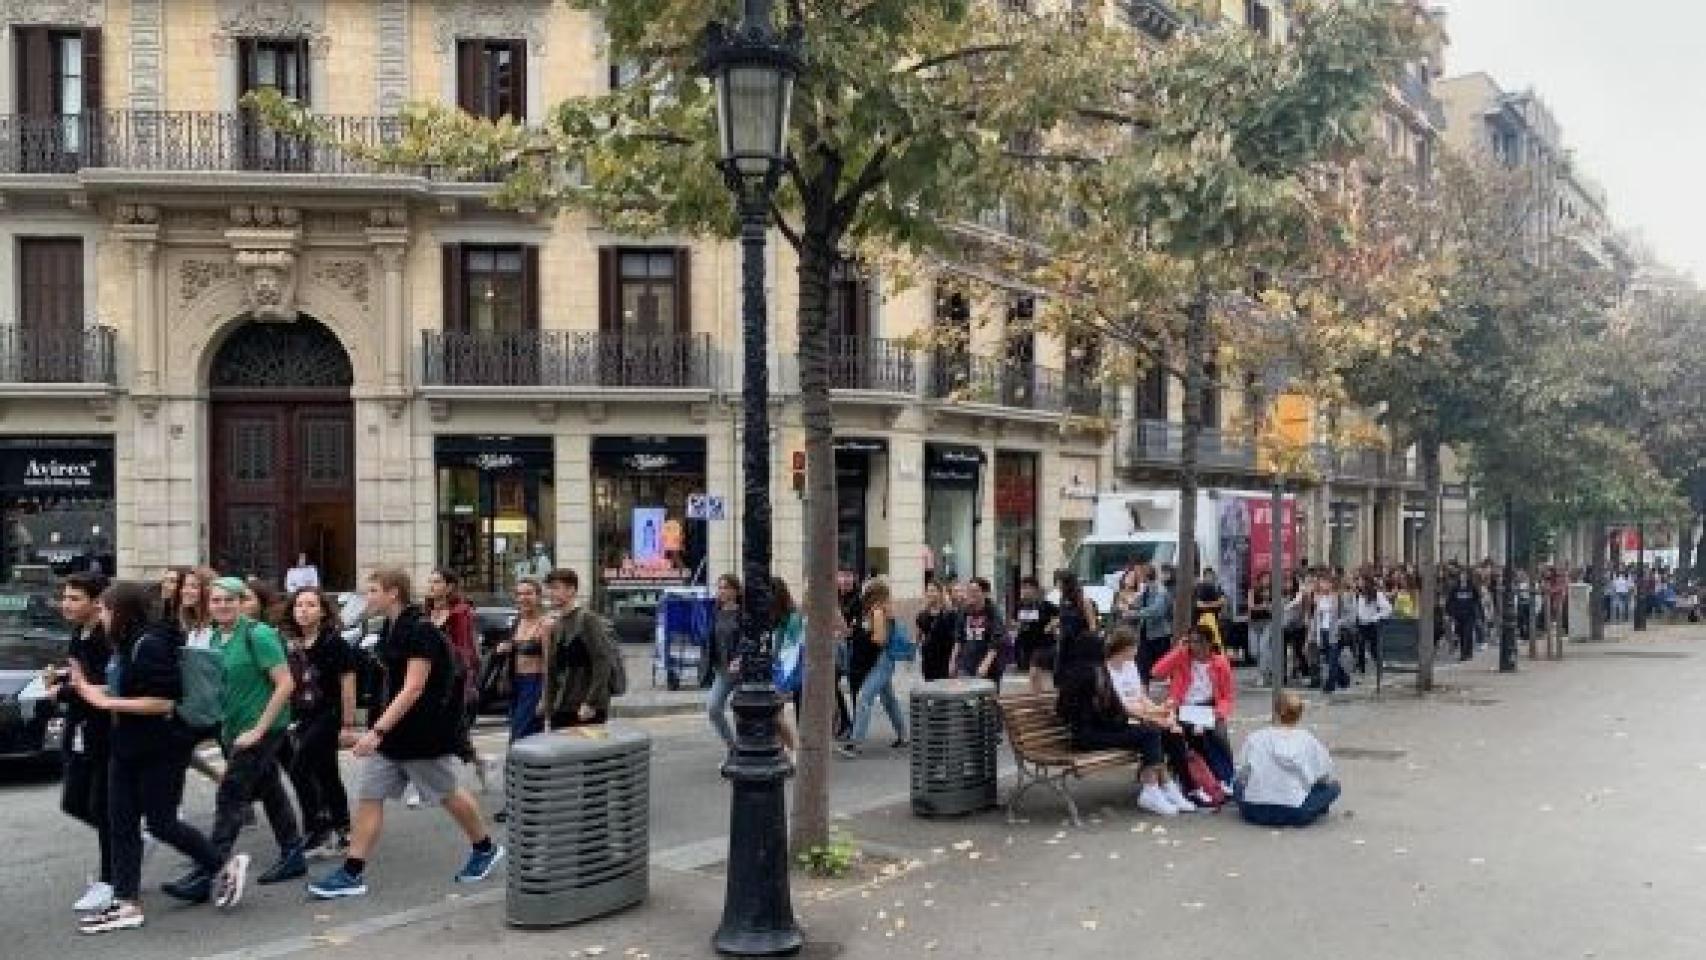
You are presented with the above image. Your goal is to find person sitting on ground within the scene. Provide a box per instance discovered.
[1153,624,1237,791]
[1235,690,1339,828]
[1056,633,1192,817]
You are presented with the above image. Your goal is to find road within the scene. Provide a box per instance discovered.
[0,706,916,960]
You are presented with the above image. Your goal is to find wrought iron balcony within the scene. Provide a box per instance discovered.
[422,331,714,389]
[0,110,505,181]
[1123,0,1183,41]
[928,352,1075,413]
[0,325,116,385]
[1126,419,1257,471]
[1394,69,1447,131]
[828,337,918,393]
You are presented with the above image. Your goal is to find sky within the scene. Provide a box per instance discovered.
[1439,0,1706,279]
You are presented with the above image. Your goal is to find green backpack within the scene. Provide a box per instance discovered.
[176,621,254,736]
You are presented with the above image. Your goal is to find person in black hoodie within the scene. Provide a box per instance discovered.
[67,582,226,935]
[43,572,113,914]
[951,578,1008,689]
[914,579,959,682]
[1054,650,1183,819]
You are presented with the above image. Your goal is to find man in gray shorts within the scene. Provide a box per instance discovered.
[307,569,503,899]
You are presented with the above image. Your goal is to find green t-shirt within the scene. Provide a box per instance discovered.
[214,618,292,741]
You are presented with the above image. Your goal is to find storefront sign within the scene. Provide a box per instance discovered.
[924,443,984,486]
[592,436,707,473]
[601,562,691,588]
[833,437,888,455]
[433,436,554,472]
[0,446,113,496]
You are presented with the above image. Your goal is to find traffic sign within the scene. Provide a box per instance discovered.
[687,493,727,521]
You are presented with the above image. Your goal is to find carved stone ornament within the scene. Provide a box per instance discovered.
[311,259,370,305]
[235,249,300,323]
[179,258,241,306]
[2,1,104,27]
[215,0,328,53]
[433,0,549,54]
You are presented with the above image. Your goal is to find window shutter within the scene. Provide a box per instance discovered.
[853,274,872,341]
[522,245,541,330]
[598,248,619,333]
[15,27,54,116]
[673,248,692,334]
[510,40,529,122]
[455,40,480,113]
[294,37,311,105]
[236,37,256,96]
[80,27,102,113]
[441,244,465,332]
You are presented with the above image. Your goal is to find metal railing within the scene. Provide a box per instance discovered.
[1395,69,1447,130]
[422,331,715,389]
[927,352,1075,412]
[1126,419,1256,470]
[0,325,116,384]
[0,110,506,181]
[827,337,917,393]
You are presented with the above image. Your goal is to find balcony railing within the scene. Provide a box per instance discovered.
[1395,70,1447,130]
[0,325,116,385]
[0,110,505,181]
[828,337,917,393]
[422,331,714,389]
[1335,447,1385,482]
[1126,419,1257,471]
[928,353,1076,413]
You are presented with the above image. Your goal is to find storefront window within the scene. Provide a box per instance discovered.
[993,451,1037,614]
[435,436,556,602]
[834,437,887,584]
[924,443,983,586]
[0,437,115,587]
[592,436,707,645]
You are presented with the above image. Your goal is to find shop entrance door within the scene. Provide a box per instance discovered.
[207,318,355,588]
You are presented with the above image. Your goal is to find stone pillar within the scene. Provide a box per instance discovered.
[366,208,410,397]
[114,207,162,396]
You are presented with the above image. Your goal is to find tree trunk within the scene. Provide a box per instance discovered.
[1694,511,1706,583]
[1173,294,1208,640]
[1416,436,1440,692]
[789,226,840,853]
[1588,519,1607,643]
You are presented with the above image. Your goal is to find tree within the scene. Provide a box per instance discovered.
[252,0,1129,851]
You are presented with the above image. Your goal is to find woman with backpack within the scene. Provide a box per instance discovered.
[836,580,909,759]
[279,587,357,860]
[67,582,228,935]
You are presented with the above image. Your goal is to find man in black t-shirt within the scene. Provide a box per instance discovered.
[307,569,503,900]
[1013,575,1058,694]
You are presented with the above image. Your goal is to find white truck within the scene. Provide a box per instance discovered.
[1062,488,1297,617]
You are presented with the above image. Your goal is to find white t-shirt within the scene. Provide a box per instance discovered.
[1109,660,1146,701]
[1184,661,1213,705]
[1613,576,1632,596]
[1237,726,1334,808]
[1355,593,1392,625]
[184,625,214,651]
[1314,594,1338,634]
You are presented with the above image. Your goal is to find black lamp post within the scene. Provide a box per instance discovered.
[1634,517,1648,631]
[704,1,803,955]
[1499,494,1517,673]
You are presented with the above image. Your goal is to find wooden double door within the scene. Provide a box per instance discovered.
[209,400,354,589]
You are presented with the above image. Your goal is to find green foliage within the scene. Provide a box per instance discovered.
[796,831,858,879]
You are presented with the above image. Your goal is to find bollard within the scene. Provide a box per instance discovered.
[505,725,651,928]
[909,679,999,817]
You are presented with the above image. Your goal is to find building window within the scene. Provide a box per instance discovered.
[237,38,310,170]
[590,437,707,644]
[1137,362,1167,420]
[435,436,555,601]
[828,260,872,341]
[457,39,526,122]
[931,285,972,397]
[1245,0,1272,39]
[599,249,691,336]
[441,244,540,333]
[13,26,101,165]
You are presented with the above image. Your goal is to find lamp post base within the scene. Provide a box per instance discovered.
[713,682,802,958]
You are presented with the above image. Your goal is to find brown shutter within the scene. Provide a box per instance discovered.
[598,247,619,333]
[294,37,311,105]
[456,40,480,113]
[19,239,83,334]
[441,244,465,332]
[853,274,872,341]
[80,27,102,113]
[521,245,541,330]
[510,40,528,122]
[236,38,256,96]
[673,248,692,334]
[16,27,54,116]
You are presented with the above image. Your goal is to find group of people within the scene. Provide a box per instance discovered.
[40,566,522,935]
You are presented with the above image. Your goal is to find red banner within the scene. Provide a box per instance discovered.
[1246,496,1298,574]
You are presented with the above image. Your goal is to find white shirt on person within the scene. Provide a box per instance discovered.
[1238,725,1334,808]
[1613,575,1632,595]
[1109,660,1146,701]
[1355,593,1392,625]
[1184,661,1213,705]
[1313,594,1339,634]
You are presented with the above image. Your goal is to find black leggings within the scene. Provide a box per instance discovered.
[282,714,351,834]
[210,731,301,861]
[1355,622,1380,672]
[1073,724,1164,768]
[109,741,221,901]
[62,735,113,885]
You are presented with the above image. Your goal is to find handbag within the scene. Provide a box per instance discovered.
[886,620,917,662]
[1185,749,1226,806]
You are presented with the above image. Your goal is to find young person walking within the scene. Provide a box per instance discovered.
[543,568,615,729]
[46,572,114,913]
[280,587,357,859]
[307,569,502,899]
[707,575,742,747]
[838,580,908,758]
[67,583,228,934]
[426,569,489,792]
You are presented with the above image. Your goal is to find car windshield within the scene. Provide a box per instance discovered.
[0,591,68,671]
[1069,541,1176,590]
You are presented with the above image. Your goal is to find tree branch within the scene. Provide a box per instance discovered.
[903,43,1017,75]
[772,203,804,252]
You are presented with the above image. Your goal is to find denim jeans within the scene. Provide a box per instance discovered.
[1237,780,1341,827]
[1250,620,1275,683]
[707,669,736,746]
[1318,630,1350,693]
[850,655,907,744]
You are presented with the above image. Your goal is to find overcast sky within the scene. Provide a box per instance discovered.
[1439,0,1703,279]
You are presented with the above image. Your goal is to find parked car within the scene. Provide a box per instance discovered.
[0,590,68,770]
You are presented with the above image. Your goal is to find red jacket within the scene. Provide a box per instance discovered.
[1151,646,1236,722]
[433,599,480,703]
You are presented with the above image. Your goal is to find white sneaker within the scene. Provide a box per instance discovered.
[1163,781,1196,813]
[215,853,250,910]
[474,758,491,794]
[1138,784,1179,817]
[404,785,422,808]
[73,881,114,913]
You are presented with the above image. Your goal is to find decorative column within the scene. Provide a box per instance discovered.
[366,208,410,402]
[114,205,162,402]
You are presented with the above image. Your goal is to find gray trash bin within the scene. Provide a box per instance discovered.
[909,679,999,817]
[505,725,651,928]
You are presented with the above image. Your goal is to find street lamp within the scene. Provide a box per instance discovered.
[704,1,803,955]
[1499,494,1517,673]
[1258,361,1291,710]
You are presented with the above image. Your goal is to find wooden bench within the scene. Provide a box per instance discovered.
[993,693,1140,827]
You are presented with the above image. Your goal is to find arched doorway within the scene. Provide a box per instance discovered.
[208,317,355,589]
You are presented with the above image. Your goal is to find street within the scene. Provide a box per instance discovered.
[7,629,1705,959]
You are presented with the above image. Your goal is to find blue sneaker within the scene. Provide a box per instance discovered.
[307,867,368,900]
[454,845,506,884]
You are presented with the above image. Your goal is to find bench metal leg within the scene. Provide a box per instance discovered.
[1004,761,1085,827]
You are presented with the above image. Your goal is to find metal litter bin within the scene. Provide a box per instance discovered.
[909,679,999,817]
[505,726,651,928]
